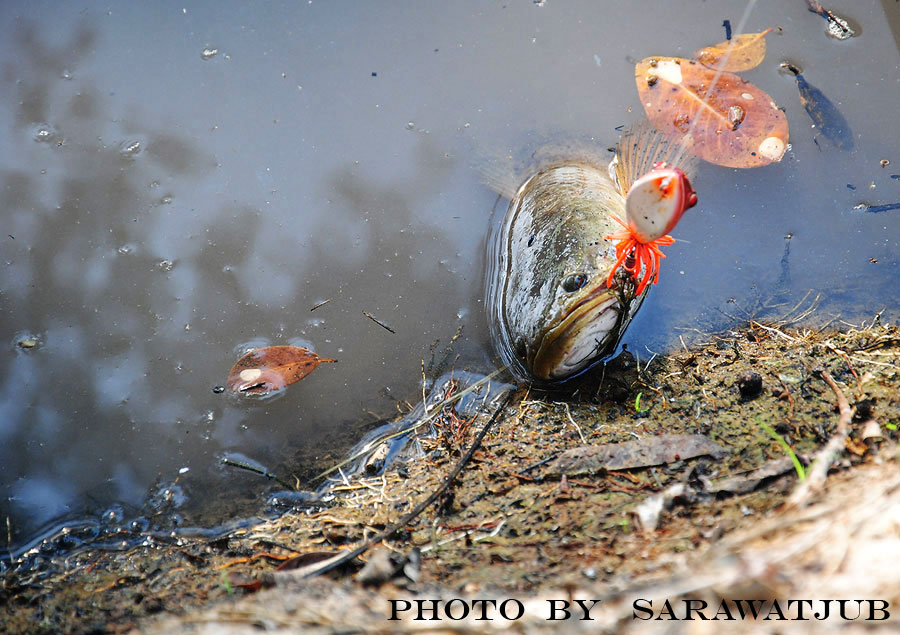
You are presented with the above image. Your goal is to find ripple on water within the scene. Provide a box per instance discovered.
[118,139,143,159]
[32,123,58,143]
[13,331,42,352]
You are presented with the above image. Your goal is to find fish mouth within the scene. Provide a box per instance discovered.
[531,284,621,381]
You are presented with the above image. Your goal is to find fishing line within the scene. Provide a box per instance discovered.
[674,0,760,162]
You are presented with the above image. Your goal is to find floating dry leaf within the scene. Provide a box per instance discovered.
[635,57,789,168]
[694,28,772,72]
[226,345,337,395]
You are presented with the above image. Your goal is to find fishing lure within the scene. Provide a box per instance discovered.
[605,162,697,295]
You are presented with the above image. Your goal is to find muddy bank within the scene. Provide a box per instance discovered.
[3,316,900,633]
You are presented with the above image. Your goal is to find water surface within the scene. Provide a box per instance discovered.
[2,0,899,556]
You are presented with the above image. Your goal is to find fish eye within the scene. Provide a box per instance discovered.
[561,273,589,293]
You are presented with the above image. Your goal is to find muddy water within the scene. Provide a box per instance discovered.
[1,1,898,555]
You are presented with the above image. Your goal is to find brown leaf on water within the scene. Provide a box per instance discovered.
[635,57,789,168]
[694,28,773,72]
[226,345,337,395]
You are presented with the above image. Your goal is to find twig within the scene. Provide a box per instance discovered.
[310,367,507,483]
[559,402,586,444]
[769,370,795,420]
[786,370,852,508]
[301,390,515,578]
[823,341,863,397]
[517,454,560,475]
[594,364,607,401]
[420,359,430,416]
[419,520,506,553]
[221,458,297,491]
[362,311,395,334]
[846,354,898,369]
[751,321,796,342]
[643,346,659,374]
[777,290,820,325]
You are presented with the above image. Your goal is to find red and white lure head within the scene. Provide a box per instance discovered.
[624,161,697,243]
[605,161,699,296]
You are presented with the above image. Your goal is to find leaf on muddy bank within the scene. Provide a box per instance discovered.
[227,575,273,593]
[546,434,727,477]
[276,551,341,572]
[707,456,805,495]
[226,345,337,395]
[635,57,789,168]
[694,29,772,72]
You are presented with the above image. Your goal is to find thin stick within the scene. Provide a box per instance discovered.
[301,390,515,578]
[786,370,852,508]
[823,341,863,397]
[751,321,796,342]
[362,311,395,334]
[561,402,586,444]
[769,370,795,420]
[421,359,430,416]
[310,366,507,483]
[221,458,297,492]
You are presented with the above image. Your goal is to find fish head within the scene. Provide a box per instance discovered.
[494,168,640,382]
[488,126,693,383]
[529,267,626,381]
[624,162,697,243]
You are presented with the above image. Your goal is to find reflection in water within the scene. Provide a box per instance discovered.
[1,1,900,560]
[0,11,485,554]
[1,20,229,544]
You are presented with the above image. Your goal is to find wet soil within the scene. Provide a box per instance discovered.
[3,315,900,633]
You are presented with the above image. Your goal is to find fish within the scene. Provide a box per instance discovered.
[484,124,697,382]
[781,63,853,150]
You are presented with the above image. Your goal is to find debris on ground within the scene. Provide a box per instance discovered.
[3,316,900,633]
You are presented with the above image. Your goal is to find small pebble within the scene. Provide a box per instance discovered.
[852,399,875,422]
[737,371,763,399]
[212,385,225,394]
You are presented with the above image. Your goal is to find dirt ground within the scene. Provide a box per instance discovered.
[3,314,900,633]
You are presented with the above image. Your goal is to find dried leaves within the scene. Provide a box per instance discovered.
[226,345,337,395]
[695,28,772,72]
[635,29,789,169]
[546,434,727,477]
